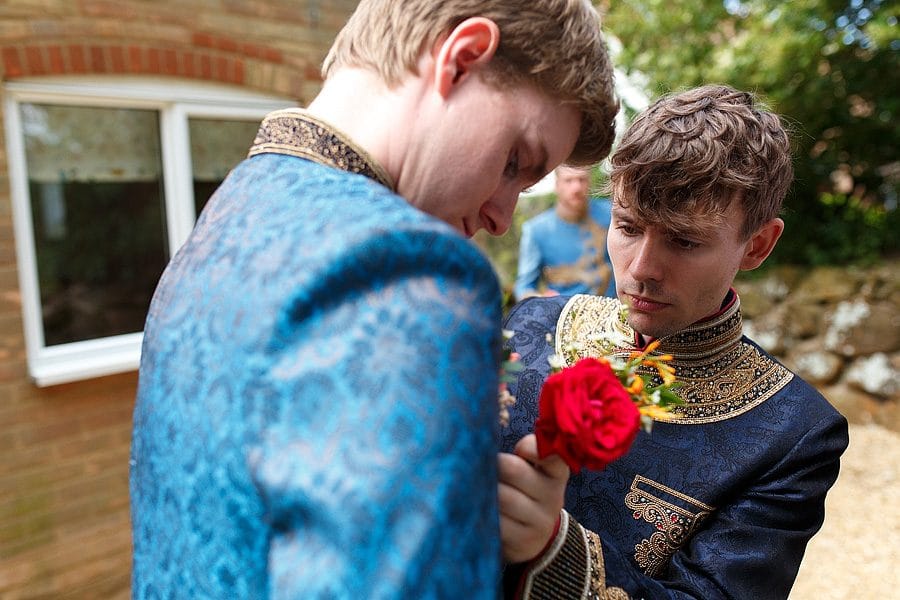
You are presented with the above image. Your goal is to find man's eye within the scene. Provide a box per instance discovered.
[672,238,700,250]
[616,224,639,236]
[504,152,519,178]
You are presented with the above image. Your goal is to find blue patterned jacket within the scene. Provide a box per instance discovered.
[131,110,503,599]
[514,199,616,300]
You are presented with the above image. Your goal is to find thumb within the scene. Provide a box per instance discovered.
[515,434,570,480]
[535,452,570,481]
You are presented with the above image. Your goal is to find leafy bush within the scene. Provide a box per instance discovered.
[773,192,897,266]
[473,193,555,292]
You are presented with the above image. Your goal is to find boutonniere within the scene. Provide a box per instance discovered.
[500,306,682,472]
[536,338,681,471]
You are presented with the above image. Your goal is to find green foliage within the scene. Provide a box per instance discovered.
[600,0,899,265]
[773,192,896,265]
[474,193,555,292]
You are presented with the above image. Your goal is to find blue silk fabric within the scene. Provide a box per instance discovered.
[502,294,848,599]
[131,111,503,599]
[513,199,616,300]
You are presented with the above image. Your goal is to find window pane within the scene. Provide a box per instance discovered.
[189,118,260,216]
[22,104,168,346]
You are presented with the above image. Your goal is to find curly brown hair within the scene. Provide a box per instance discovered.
[609,85,793,239]
[321,0,618,166]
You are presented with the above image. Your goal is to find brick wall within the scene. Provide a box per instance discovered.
[0,2,358,597]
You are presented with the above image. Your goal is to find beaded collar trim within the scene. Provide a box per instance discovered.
[248,108,395,190]
[556,294,794,424]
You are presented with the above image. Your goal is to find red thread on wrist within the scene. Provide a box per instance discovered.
[510,513,564,599]
[537,513,562,559]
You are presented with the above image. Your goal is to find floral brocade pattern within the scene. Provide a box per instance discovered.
[131,112,502,597]
[556,294,794,424]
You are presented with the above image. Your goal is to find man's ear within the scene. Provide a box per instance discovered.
[739,217,784,270]
[433,17,501,97]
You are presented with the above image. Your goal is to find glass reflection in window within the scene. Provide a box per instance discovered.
[189,117,260,217]
[22,103,169,346]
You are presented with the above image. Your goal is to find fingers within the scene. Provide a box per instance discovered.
[499,511,553,564]
[497,451,536,508]
[497,477,530,526]
[513,433,540,462]
[498,467,561,564]
[497,450,567,528]
[497,449,543,504]
[535,453,570,481]
[498,435,572,563]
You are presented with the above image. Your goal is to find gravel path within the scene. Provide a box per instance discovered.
[789,423,899,599]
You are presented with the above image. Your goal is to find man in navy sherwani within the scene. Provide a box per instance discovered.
[499,85,849,600]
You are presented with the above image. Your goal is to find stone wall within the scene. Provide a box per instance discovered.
[735,259,899,431]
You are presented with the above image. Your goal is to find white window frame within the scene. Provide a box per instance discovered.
[4,77,291,386]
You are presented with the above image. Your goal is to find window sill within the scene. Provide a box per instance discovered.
[29,333,142,387]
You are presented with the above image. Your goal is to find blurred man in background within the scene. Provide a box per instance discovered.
[514,164,616,301]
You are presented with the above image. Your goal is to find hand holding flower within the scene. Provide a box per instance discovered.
[496,307,682,568]
[497,433,570,563]
[534,339,681,472]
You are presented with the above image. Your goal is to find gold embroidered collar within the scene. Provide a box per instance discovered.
[556,294,793,424]
[248,108,395,190]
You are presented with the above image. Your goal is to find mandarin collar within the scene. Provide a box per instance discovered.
[248,108,395,191]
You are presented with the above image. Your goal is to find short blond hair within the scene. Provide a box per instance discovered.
[322,0,618,165]
[609,85,793,239]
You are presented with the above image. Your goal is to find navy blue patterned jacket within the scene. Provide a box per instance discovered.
[502,294,848,599]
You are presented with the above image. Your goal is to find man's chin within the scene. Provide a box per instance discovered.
[626,313,679,340]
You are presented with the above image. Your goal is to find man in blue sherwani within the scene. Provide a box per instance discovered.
[514,165,616,301]
[498,85,849,599]
[129,0,620,598]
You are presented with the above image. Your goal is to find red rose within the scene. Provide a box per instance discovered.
[535,357,641,472]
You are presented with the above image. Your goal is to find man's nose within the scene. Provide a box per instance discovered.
[480,190,517,236]
[629,237,664,282]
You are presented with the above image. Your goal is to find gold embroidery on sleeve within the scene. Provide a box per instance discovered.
[585,528,630,599]
[522,511,589,599]
[521,511,630,600]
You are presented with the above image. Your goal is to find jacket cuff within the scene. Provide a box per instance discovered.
[516,510,629,600]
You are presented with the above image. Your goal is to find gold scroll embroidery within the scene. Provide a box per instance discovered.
[522,511,630,600]
[624,475,714,576]
[543,221,612,294]
[585,527,630,600]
